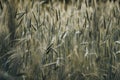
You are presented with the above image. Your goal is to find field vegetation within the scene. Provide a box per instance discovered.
[0,0,120,80]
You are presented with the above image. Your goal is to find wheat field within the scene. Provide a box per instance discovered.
[0,0,120,80]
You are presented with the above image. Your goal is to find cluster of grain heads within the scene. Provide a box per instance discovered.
[0,0,120,80]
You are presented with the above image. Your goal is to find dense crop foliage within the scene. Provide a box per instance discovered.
[0,0,120,80]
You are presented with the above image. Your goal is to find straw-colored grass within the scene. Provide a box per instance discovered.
[0,0,120,80]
